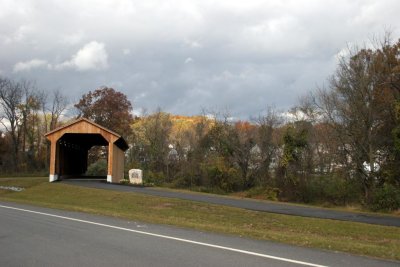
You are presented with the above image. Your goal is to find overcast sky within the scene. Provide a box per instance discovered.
[1,0,399,119]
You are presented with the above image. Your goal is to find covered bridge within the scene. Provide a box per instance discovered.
[45,118,129,183]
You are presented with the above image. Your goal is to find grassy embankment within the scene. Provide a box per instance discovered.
[0,177,399,261]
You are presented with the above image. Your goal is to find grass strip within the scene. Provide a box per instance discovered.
[0,177,399,261]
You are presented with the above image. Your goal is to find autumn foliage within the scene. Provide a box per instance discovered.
[75,87,134,138]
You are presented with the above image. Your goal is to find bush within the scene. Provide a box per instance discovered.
[119,179,130,185]
[86,159,107,176]
[144,170,165,186]
[170,175,191,188]
[312,175,360,205]
[284,174,361,205]
[369,184,400,212]
[201,157,241,192]
[245,186,280,201]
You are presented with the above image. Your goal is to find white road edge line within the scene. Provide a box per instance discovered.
[0,204,327,267]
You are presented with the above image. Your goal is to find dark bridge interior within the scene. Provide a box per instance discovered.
[57,133,108,179]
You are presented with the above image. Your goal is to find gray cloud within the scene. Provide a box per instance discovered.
[1,0,400,119]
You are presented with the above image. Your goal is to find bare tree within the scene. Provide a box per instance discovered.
[19,80,41,157]
[42,89,68,131]
[39,89,68,169]
[0,77,23,170]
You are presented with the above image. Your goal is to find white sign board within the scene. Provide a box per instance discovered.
[129,169,143,185]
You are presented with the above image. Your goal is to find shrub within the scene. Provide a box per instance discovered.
[369,184,400,212]
[201,156,241,192]
[245,186,280,201]
[119,179,130,185]
[170,175,190,188]
[86,159,107,176]
[144,170,165,186]
[312,174,360,205]
[285,174,361,205]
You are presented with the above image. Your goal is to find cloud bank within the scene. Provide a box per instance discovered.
[1,0,400,118]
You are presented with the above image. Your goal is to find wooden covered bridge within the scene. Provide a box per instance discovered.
[45,118,128,183]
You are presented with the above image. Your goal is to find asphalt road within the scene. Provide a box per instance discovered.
[63,180,400,227]
[1,201,398,267]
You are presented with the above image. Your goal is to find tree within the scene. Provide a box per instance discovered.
[75,87,134,138]
[0,77,23,170]
[39,89,68,169]
[232,121,257,189]
[42,89,68,132]
[374,38,400,187]
[277,121,310,199]
[254,107,282,184]
[142,110,172,174]
[18,83,43,169]
[0,130,8,170]
[314,37,400,201]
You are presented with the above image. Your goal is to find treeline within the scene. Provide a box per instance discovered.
[1,36,400,211]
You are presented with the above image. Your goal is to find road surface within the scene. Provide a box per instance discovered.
[63,180,400,227]
[0,201,398,267]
